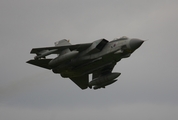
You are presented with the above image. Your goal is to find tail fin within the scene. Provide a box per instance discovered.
[55,39,72,55]
[54,39,71,46]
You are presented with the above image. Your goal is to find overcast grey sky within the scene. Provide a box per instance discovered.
[0,0,178,120]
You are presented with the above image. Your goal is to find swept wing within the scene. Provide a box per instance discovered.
[30,43,92,55]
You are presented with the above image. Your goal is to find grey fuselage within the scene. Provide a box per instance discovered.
[27,37,144,89]
[52,37,142,78]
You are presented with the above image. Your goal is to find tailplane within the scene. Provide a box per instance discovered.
[27,59,52,69]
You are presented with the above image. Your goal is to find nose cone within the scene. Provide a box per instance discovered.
[129,39,144,50]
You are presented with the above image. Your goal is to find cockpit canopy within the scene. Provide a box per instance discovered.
[112,36,128,42]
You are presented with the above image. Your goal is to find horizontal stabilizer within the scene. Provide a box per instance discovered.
[27,59,52,69]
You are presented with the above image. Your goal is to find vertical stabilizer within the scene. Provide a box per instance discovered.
[55,39,72,55]
[55,39,71,46]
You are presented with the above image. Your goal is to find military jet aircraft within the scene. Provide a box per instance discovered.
[27,36,144,90]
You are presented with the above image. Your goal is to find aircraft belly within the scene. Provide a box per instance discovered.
[75,60,110,73]
[60,54,117,78]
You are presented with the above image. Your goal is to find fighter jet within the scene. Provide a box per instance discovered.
[27,36,144,90]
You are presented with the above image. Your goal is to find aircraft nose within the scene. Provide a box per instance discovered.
[129,39,144,50]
